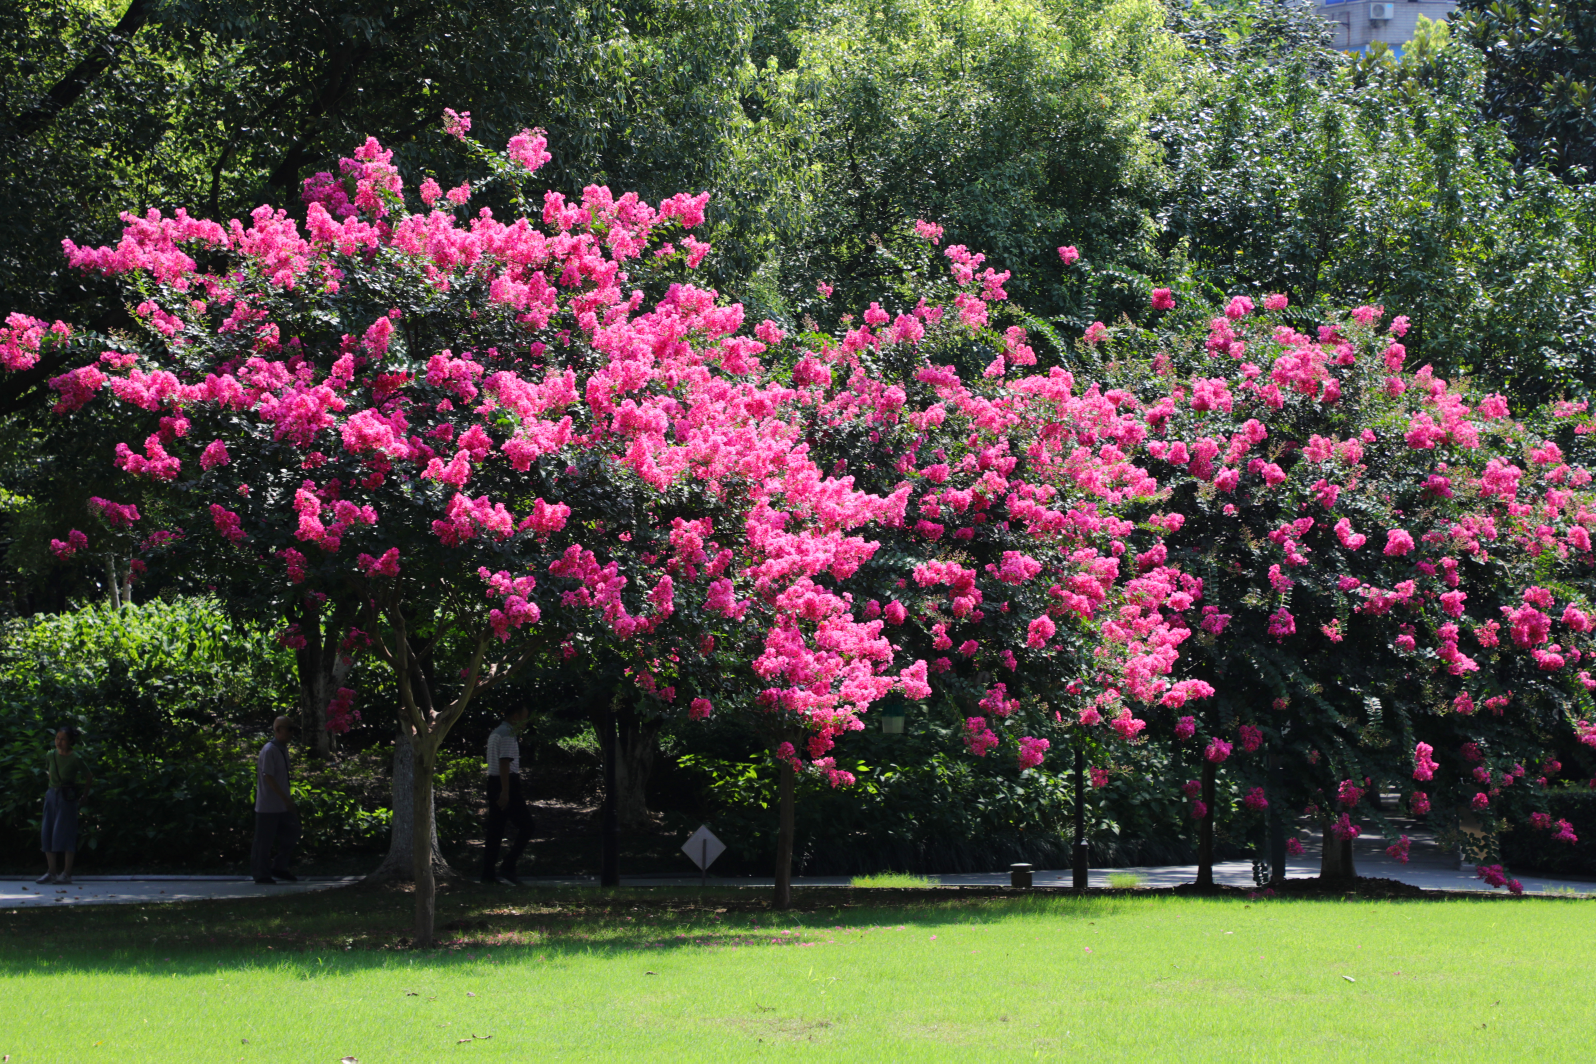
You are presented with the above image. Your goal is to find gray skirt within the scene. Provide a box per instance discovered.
[41,787,79,853]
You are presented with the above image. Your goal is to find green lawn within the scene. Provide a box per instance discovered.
[2,884,1590,1062]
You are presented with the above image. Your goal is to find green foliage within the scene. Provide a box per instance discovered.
[1455,0,1596,180]
[849,871,932,886]
[1501,786,1596,875]
[727,0,1183,328]
[0,0,763,346]
[0,596,406,866]
[1159,2,1596,404]
[672,696,1220,874]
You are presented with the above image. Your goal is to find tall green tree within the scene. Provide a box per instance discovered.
[1454,0,1596,180]
[1158,0,1596,405]
[724,0,1185,330]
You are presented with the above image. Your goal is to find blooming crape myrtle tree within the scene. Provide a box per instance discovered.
[764,228,1219,822]
[1077,293,1596,890]
[1,121,938,935]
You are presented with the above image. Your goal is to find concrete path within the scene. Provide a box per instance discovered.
[522,825,1596,896]
[520,862,1595,895]
[5,827,1591,908]
[0,875,362,909]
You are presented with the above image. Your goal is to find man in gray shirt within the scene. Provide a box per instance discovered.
[482,706,534,885]
[252,716,300,884]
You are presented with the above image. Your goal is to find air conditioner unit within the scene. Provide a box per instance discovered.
[1369,2,1395,20]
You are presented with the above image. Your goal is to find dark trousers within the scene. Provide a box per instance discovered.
[483,775,533,878]
[251,811,299,881]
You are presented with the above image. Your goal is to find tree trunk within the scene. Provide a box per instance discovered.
[614,702,663,831]
[412,734,439,947]
[1195,758,1217,888]
[600,701,619,888]
[1320,823,1356,881]
[1072,743,1089,890]
[365,728,450,883]
[294,600,355,759]
[1266,752,1288,885]
[775,759,795,909]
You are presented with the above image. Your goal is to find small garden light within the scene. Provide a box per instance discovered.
[880,696,906,735]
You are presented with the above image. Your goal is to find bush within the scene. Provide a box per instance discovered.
[0,597,402,868]
[1500,789,1596,877]
[670,697,1238,875]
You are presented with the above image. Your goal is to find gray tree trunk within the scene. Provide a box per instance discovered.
[1320,823,1356,880]
[615,708,663,830]
[775,759,795,909]
[294,600,356,759]
[365,728,451,882]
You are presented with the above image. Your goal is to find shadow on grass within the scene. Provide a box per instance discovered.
[1,880,1574,979]
[0,882,1144,974]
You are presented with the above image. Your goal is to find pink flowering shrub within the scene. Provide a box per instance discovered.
[1046,288,1596,882]
[18,120,1596,899]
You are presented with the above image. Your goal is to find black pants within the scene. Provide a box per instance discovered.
[482,775,533,879]
[251,811,299,881]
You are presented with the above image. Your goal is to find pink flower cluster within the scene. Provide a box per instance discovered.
[1475,864,1523,895]
[325,687,359,733]
[1016,736,1050,770]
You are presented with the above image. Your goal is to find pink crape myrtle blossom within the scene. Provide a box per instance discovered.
[1017,736,1051,769]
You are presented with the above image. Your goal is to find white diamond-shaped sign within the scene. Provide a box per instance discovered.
[682,824,726,871]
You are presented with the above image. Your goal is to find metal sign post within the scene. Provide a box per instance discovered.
[682,824,726,887]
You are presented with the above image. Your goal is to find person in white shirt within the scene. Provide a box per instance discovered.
[482,706,534,885]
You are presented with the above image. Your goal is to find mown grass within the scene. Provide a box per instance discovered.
[850,873,934,888]
[1,883,1591,1062]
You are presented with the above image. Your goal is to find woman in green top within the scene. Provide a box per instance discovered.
[39,726,92,885]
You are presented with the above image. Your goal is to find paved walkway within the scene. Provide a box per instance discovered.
[520,825,1596,895]
[522,862,1595,894]
[0,876,362,909]
[5,828,1591,908]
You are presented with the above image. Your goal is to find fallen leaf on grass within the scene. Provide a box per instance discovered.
[645,971,656,975]
[466,992,476,997]
[456,1034,493,1044]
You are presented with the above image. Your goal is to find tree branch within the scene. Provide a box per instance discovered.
[5,0,155,141]
[264,43,365,189]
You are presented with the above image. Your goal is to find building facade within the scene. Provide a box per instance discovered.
[1316,0,1458,53]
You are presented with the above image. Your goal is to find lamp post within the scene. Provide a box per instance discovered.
[1073,743,1089,889]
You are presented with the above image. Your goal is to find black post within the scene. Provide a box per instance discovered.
[601,707,619,888]
[1073,744,1089,889]
[1267,750,1287,885]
